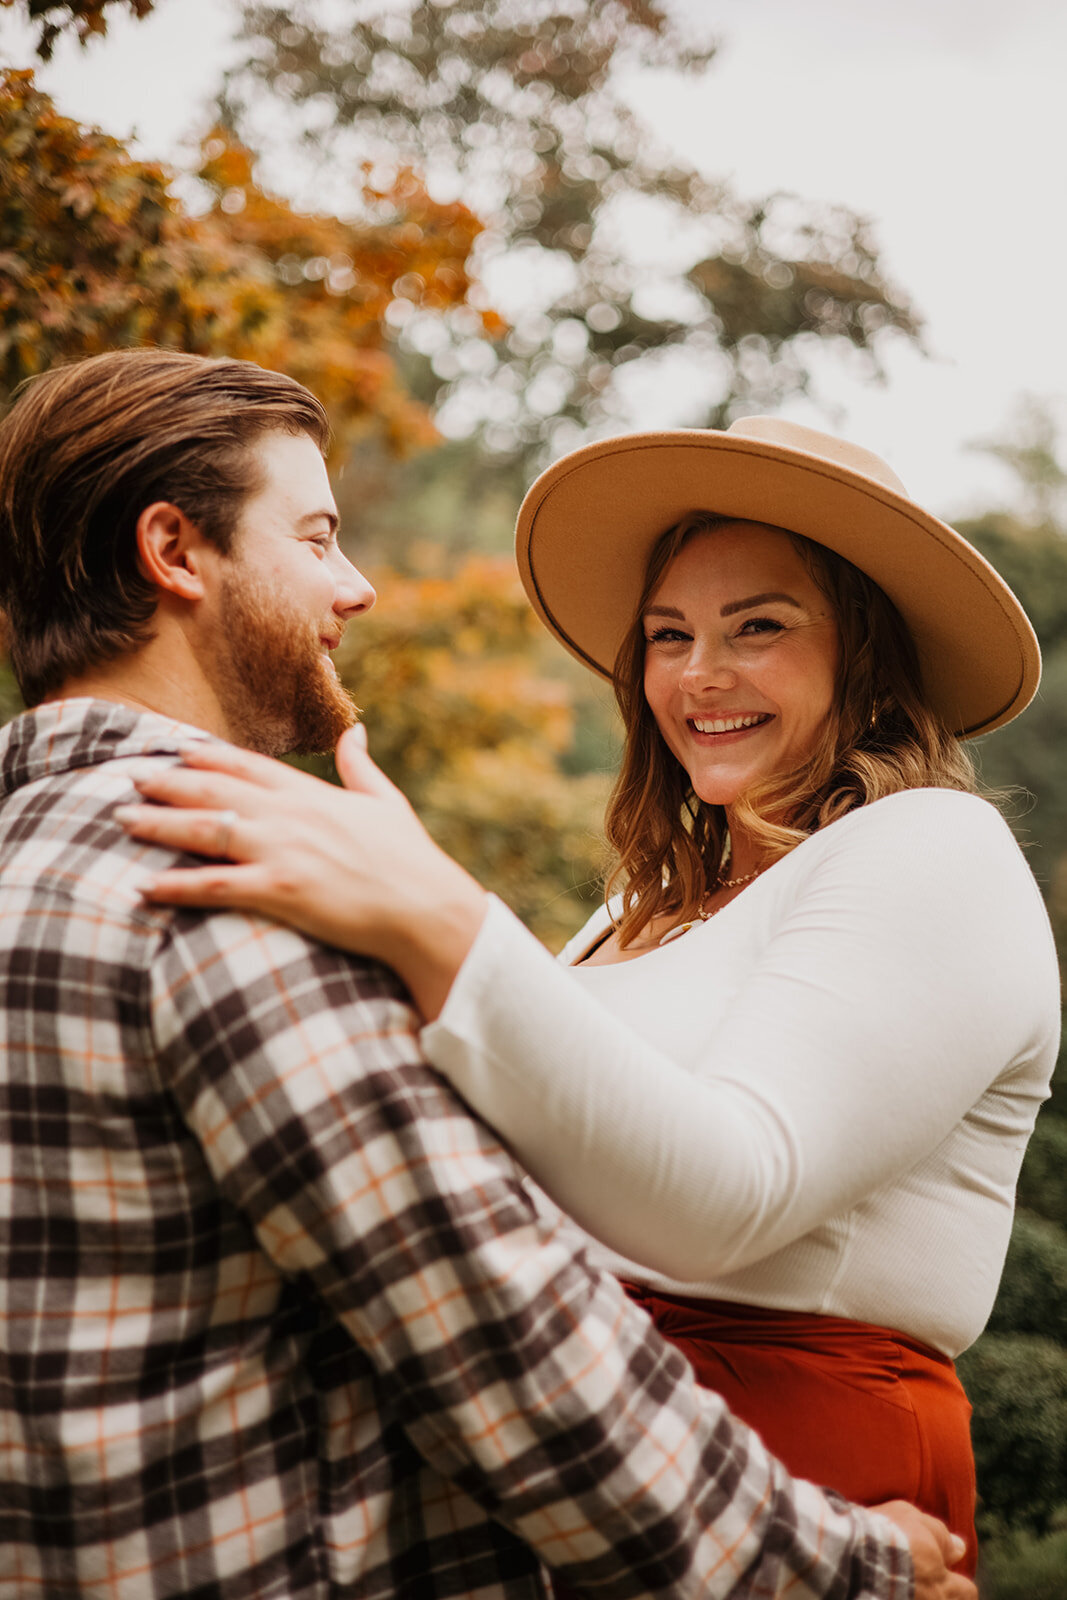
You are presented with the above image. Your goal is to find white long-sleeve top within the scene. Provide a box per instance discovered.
[422,789,1060,1357]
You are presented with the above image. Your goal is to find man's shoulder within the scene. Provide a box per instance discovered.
[0,695,414,1016]
[0,696,216,796]
[0,697,245,910]
[0,701,207,925]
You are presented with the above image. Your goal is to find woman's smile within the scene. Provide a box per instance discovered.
[643,521,839,811]
[687,712,774,739]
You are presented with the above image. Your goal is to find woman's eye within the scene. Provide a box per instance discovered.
[646,625,690,644]
[737,616,785,637]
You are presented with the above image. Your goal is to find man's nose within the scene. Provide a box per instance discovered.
[332,550,376,618]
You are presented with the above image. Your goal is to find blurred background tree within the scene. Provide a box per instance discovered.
[951,410,1067,1593]
[1,5,1066,1587]
[334,556,612,947]
[0,70,487,448]
[0,0,154,59]
[1,0,925,944]
[225,0,920,476]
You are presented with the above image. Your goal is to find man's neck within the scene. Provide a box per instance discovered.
[49,646,231,742]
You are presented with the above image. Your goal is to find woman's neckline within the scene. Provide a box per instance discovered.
[572,867,772,968]
[569,789,959,969]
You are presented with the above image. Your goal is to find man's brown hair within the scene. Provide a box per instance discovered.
[0,348,331,705]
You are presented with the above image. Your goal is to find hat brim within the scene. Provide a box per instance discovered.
[516,430,1041,739]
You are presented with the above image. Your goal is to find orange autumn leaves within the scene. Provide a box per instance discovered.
[338,556,611,947]
[0,67,603,945]
[0,69,497,451]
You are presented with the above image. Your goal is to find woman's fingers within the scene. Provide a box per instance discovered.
[334,726,410,807]
[140,863,273,910]
[130,762,265,816]
[174,740,306,792]
[114,803,258,861]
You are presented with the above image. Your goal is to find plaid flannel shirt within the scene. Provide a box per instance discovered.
[0,699,913,1600]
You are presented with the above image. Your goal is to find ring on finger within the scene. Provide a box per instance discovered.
[215,809,240,857]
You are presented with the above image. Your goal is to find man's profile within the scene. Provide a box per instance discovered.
[0,349,968,1598]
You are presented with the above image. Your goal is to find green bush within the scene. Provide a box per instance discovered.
[958,1333,1067,1535]
[977,1523,1067,1600]
[1018,1116,1067,1227]
[987,1210,1067,1343]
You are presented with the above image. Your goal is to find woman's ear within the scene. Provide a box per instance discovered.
[135,502,209,601]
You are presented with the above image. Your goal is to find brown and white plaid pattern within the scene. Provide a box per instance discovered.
[0,699,912,1600]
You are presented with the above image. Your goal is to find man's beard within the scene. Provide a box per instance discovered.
[211,568,358,757]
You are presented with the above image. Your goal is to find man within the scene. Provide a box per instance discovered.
[0,349,972,1599]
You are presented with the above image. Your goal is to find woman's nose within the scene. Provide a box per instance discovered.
[679,637,737,691]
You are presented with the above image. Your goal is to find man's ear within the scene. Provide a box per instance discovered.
[135,502,213,601]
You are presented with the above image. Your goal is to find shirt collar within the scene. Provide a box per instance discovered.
[0,697,215,800]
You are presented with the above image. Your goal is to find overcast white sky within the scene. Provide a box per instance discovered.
[2,0,1064,521]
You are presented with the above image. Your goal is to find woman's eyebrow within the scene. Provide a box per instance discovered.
[644,603,686,619]
[720,591,802,617]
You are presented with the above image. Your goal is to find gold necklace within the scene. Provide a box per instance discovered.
[657,866,766,947]
[716,867,763,890]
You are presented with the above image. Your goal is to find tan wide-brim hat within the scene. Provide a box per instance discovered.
[515,416,1041,739]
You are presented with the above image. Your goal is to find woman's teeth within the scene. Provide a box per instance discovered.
[691,714,768,734]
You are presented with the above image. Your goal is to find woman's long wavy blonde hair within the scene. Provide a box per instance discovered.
[605,513,980,946]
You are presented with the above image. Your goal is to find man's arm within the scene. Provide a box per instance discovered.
[151,907,914,1599]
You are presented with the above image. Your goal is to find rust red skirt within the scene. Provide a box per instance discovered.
[624,1286,977,1575]
[553,1287,976,1597]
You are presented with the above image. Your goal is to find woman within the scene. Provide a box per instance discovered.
[117,418,1060,1576]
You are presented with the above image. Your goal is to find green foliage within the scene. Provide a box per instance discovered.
[986,1211,1067,1343]
[970,396,1067,529]
[966,519,1067,933]
[228,0,920,459]
[963,515,1067,657]
[1051,1033,1067,1116]
[978,1524,1067,1600]
[336,434,527,570]
[1017,1118,1067,1229]
[957,1333,1067,1536]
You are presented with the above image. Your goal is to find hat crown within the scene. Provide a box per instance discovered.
[727,416,910,498]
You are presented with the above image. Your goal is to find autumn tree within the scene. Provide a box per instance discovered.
[325,554,611,947]
[225,0,921,459]
[0,64,603,944]
[0,65,500,757]
[0,70,489,448]
[0,0,153,59]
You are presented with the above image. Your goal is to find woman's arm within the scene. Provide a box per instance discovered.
[422,789,1058,1279]
[117,749,1059,1283]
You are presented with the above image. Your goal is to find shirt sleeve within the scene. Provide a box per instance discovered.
[422,790,1059,1282]
[149,906,911,1600]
